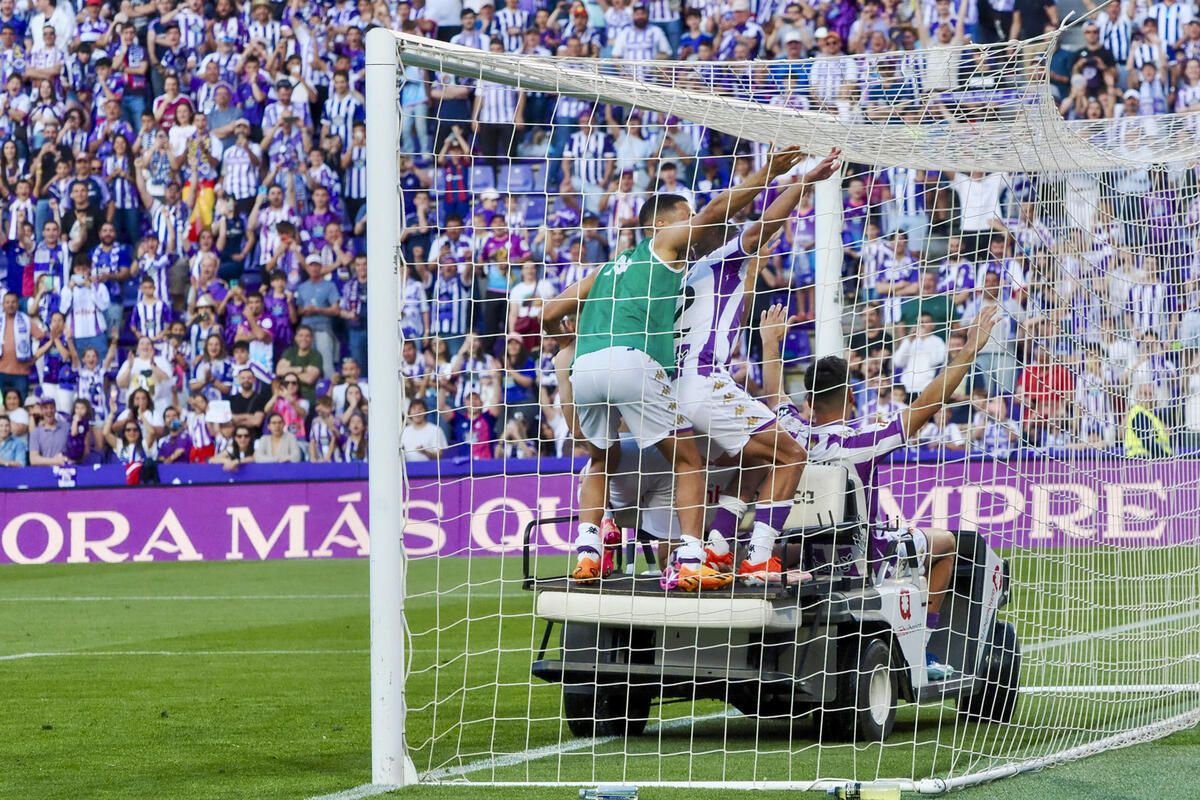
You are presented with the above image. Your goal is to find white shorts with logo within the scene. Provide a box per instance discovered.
[570,347,688,450]
[674,370,776,458]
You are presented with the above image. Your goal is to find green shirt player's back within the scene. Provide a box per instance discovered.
[574,237,684,370]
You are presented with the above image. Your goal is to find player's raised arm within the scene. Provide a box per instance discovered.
[904,304,999,439]
[758,303,795,410]
[741,148,842,254]
[653,146,805,262]
[542,270,599,338]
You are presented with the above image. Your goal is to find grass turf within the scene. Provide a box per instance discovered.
[0,556,1195,800]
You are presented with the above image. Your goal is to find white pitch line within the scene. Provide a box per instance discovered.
[1026,606,1200,654]
[0,594,369,602]
[0,649,369,661]
[422,709,739,782]
[1020,684,1200,694]
[304,783,399,800]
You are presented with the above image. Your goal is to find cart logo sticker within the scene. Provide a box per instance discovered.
[993,564,1002,591]
[899,589,912,620]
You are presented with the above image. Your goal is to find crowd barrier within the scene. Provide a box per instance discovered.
[0,455,1191,564]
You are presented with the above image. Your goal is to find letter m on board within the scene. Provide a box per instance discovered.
[226,505,311,560]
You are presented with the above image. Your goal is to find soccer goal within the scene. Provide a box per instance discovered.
[365,18,1200,793]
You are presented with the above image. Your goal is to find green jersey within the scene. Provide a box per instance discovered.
[574,237,683,369]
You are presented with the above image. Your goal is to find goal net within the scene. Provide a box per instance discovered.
[365,17,1200,793]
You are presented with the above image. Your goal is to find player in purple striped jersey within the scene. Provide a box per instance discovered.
[673,148,841,586]
[759,302,1001,680]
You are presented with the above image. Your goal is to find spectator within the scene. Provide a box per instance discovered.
[212,424,256,472]
[28,392,68,465]
[309,394,342,463]
[230,366,270,437]
[294,253,341,378]
[894,312,948,395]
[0,413,27,465]
[0,291,42,397]
[156,405,192,463]
[276,325,322,405]
[116,335,171,404]
[401,396,447,461]
[1124,383,1173,457]
[332,357,369,414]
[254,411,302,463]
[341,411,368,462]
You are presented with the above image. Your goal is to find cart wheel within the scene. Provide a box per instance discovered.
[960,620,1020,724]
[563,687,650,738]
[819,637,896,742]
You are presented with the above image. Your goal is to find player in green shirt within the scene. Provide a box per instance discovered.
[544,146,808,589]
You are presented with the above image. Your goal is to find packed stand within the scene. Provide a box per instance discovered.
[0,0,1192,470]
[387,0,1200,462]
[0,0,374,469]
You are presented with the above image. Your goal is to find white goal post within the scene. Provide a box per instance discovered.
[365,17,1200,793]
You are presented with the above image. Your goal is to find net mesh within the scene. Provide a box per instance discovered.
[385,16,1200,792]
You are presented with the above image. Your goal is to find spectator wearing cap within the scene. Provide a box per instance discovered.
[295,253,341,379]
[28,391,68,465]
[717,0,765,60]
[773,30,809,74]
[339,255,369,373]
[264,78,313,134]
[220,119,263,217]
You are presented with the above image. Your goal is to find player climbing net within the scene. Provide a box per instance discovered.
[364,12,1200,793]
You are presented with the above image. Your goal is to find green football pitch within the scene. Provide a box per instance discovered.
[0,556,1196,800]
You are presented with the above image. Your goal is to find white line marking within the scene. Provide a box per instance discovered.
[0,594,369,602]
[304,782,398,800]
[1021,684,1200,694]
[422,709,738,782]
[1026,606,1200,654]
[0,649,368,661]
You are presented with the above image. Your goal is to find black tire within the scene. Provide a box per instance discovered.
[818,637,896,742]
[960,620,1021,724]
[563,687,650,738]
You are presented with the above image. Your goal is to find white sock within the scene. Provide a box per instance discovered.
[746,522,777,566]
[705,529,729,557]
[717,494,749,518]
[675,534,705,564]
[575,523,601,559]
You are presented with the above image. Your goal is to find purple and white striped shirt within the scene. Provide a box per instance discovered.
[220,143,262,200]
[675,233,750,376]
[787,414,910,558]
[495,7,529,51]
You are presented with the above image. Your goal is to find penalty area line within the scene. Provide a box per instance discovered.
[0,649,370,661]
[0,593,369,602]
[1026,606,1200,654]
[305,783,399,800]
[422,709,740,782]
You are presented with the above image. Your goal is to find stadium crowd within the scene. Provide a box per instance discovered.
[0,0,1195,470]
